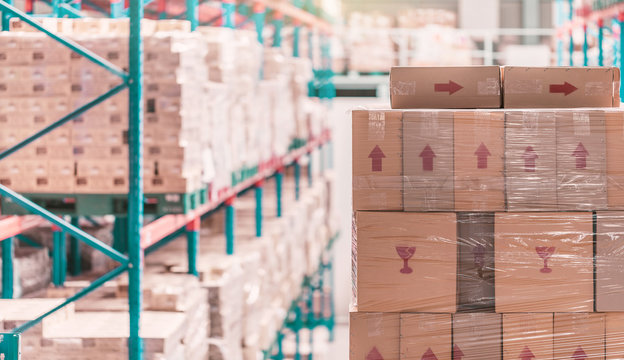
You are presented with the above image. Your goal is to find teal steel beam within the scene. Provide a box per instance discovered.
[225,197,235,255]
[253,2,265,44]
[583,23,588,66]
[294,161,301,201]
[255,180,263,238]
[293,25,300,57]
[186,218,199,276]
[52,226,66,287]
[70,217,81,276]
[128,0,145,355]
[621,12,624,101]
[272,11,283,47]
[59,3,83,18]
[0,185,128,265]
[568,0,574,66]
[0,83,127,161]
[307,154,312,187]
[1,0,11,30]
[2,238,14,299]
[222,0,235,28]
[186,0,198,30]
[16,234,42,248]
[598,18,604,66]
[12,264,129,334]
[0,1,127,80]
[276,168,283,218]
[112,217,129,254]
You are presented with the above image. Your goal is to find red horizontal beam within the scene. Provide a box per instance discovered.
[140,129,331,249]
[0,215,46,241]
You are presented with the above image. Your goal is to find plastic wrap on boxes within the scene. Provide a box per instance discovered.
[351,104,624,359]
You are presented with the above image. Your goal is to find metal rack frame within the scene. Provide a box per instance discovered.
[0,1,335,359]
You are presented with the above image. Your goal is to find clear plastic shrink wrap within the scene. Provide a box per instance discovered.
[351,107,624,360]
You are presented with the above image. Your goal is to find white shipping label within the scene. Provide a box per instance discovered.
[506,79,543,94]
[477,77,500,95]
[420,112,439,137]
[367,314,383,337]
[390,80,416,96]
[368,111,386,141]
[573,112,591,136]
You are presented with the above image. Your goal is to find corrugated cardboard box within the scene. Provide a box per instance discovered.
[605,108,624,209]
[453,313,501,360]
[554,313,605,360]
[505,110,557,211]
[454,110,505,211]
[354,211,456,312]
[403,110,454,211]
[606,313,624,360]
[400,313,452,360]
[502,313,553,360]
[390,66,501,109]
[503,66,620,108]
[556,109,607,210]
[349,312,399,360]
[495,212,593,312]
[457,213,494,312]
[596,211,624,311]
[352,110,403,211]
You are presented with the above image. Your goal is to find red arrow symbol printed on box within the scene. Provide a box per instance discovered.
[366,347,384,360]
[474,142,491,169]
[523,146,538,172]
[453,344,465,360]
[519,345,535,360]
[419,144,436,171]
[572,346,587,360]
[434,80,463,95]
[368,145,385,172]
[572,142,589,169]
[422,348,438,360]
[549,81,578,96]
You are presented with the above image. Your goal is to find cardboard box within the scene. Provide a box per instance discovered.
[403,111,454,211]
[503,66,620,108]
[605,109,624,209]
[502,313,553,360]
[390,66,501,109]
[554,313,605,360]
[495,212,594,312]
[454,110,505,211]
[596,211,624,311]
[453,313,501,360]
[349,312,399,360]
[556,109,607,210]
[606,313,624,360]
[400,313,452,360]
[504,110,557,211]
[457,212,494,312]
[352,110,403,211]
[354,211,456,312]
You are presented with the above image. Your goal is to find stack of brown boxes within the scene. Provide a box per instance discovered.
[352,65,624,359]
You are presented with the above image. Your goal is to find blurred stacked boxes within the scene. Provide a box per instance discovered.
[351,65,624,359]
[0,18,320,199]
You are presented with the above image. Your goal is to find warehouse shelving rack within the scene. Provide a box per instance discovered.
[555,0,624,101]
[0,0,335,359]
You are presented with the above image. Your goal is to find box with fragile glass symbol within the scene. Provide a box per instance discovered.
[353,211,457,313]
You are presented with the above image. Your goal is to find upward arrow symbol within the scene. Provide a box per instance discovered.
[523,146,539,172]
[572,142,589,170]
[453,344,465,360]
[422,348,438,360]
[572,346,587,360]
[519,345,535,360]
[366,347,384,360]
[474,142,491,169]
[368,145,386,172]
[419,144,436,171]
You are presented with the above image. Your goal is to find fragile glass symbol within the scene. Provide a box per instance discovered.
[535,246,556,273]
[396,246,416,274]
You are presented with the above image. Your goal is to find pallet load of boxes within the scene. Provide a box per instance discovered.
[0,17,337,360]
[351,65,624,359]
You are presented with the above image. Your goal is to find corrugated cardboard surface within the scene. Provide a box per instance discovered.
[453,313,501,360]
[350,312,399,360]
[502,313,554,360]
[354,211,457,313]
[457,212,495,312]
[505,110,557,211]
[390,66,501,109]
[403,110,454,211]
[556,109,607,210]
[596,211,624,311]
[495,212,593,312]
[503,66,620,108]
[605,109,624,209]
[454,110,505,211]
[554,313,605,360]
[606,313,624,360]
[352,110,403,211]
[400,313,452,360]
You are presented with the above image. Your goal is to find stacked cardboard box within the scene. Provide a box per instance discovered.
[351,66,624,360]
